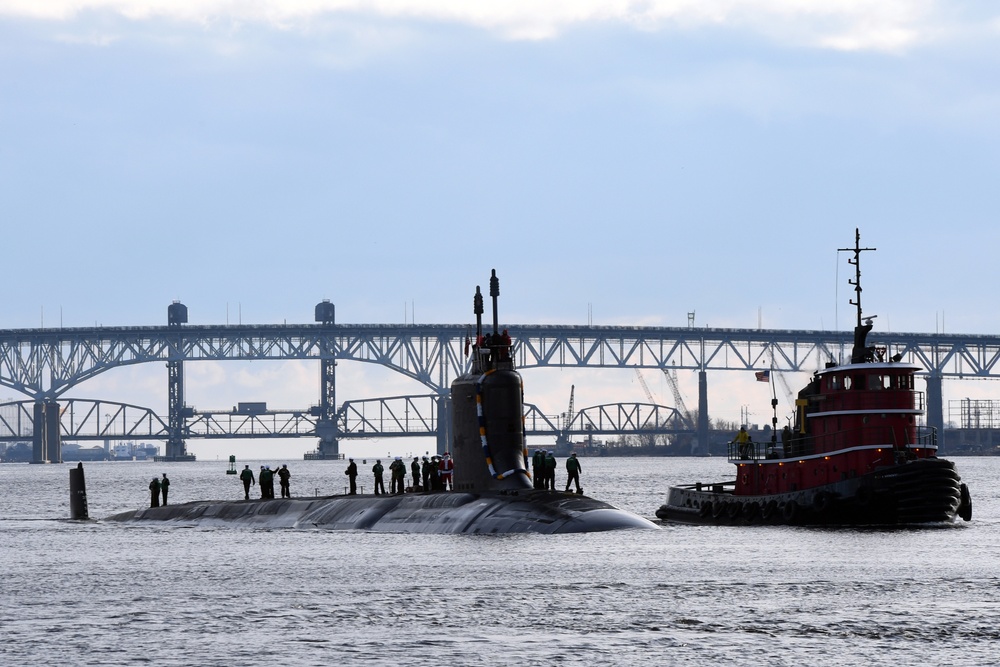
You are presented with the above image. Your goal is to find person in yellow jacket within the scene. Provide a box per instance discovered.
[734,425,752,459]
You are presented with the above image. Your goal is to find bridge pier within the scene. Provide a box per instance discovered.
[926,372,945,449]
[436,394,452,455]
[314,420,340,458]
[313,354,340,458]
[30,400,63,463]
[697,370,709,455]
[311,299,342,459]
[162,301,195,461]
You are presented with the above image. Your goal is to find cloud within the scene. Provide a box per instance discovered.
[0,0,970,52]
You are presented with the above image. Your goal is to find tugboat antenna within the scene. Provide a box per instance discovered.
[838,228,876,328]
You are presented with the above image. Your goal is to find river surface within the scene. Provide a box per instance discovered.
[4,456,998,666]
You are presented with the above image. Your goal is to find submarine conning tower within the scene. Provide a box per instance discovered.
[450,270,532,493]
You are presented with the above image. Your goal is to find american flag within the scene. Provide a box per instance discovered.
[755,370,770,382]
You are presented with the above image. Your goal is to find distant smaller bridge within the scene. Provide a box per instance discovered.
[0,396,687,449]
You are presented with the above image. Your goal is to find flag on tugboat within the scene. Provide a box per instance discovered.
[755,370,770,382]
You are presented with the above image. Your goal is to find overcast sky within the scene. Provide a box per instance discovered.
[2,2,998,458]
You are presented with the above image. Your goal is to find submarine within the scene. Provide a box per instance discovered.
[100,271,658,534]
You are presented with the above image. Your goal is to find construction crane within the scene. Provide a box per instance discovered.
[634,370,655,404]
[663,369,696,430]
[562,384,575,432]
[555,385,575,452]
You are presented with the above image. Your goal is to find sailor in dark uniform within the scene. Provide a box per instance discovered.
[345,458,358,494]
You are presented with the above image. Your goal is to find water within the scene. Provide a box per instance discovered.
[4,457,999,666]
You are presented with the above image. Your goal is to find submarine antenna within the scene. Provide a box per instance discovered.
[490,269,500,335]
[474,286,484,341]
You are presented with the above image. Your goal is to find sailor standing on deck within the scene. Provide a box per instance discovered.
[430,456,442,490]
[544,450,557,490]
[372,459,386,495]
[160,473,170,505]
[565,453,582,494]
[532,449,544,489]
[411,457,421,490]
[345,458,358,495]
[259,466,275,499]
[389,456,405,495]
[148,476,160,508]
[240,465,256,500]
[421,456,432,491]
[277,464,291,498]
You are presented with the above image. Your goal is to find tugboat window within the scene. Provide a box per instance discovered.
[843,376,852,390]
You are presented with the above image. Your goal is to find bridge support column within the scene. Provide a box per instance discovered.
[926,372,944,449]
[313,353,340,458]
[45,400,62,463]
[697,370,709,455]
[315,420,340,458]
[30,401,62,464]
[314,355,340,459]
[313,302,341,459]
[164,356,191,459]
[436,394,452,455]
[163,301,194,461]
[32,401,45,463]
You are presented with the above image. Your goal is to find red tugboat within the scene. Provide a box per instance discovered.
[657,230,973,526]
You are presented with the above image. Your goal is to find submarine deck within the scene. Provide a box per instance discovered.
[104,489,659,534]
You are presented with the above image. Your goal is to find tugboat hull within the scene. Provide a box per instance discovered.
[657,458,971,526]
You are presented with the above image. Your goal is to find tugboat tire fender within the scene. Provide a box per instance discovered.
[712,501,728,519]
[761,500,778,520]
[782,500,798,523]
[813,491,833,513]
[855,486,872,507]
[699,501,713,518]
[727,502,743,520]
[742,501,760,523]
[959,483,972,522]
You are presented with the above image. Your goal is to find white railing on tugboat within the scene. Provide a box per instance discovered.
[726,425,937,463]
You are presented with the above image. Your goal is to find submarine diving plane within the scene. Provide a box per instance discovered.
[100,271,658,534]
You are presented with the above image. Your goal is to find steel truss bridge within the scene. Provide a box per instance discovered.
[1,316,997,461]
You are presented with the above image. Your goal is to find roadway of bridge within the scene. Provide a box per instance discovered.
[1,322,996,397]
[2,321,996,448]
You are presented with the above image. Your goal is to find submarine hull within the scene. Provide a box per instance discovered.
[105,490,657,534]
[98,271,659,534]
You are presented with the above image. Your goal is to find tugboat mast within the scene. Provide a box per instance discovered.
[839,227,877,328]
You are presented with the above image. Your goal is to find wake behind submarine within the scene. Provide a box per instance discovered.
[103,271,658,534]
